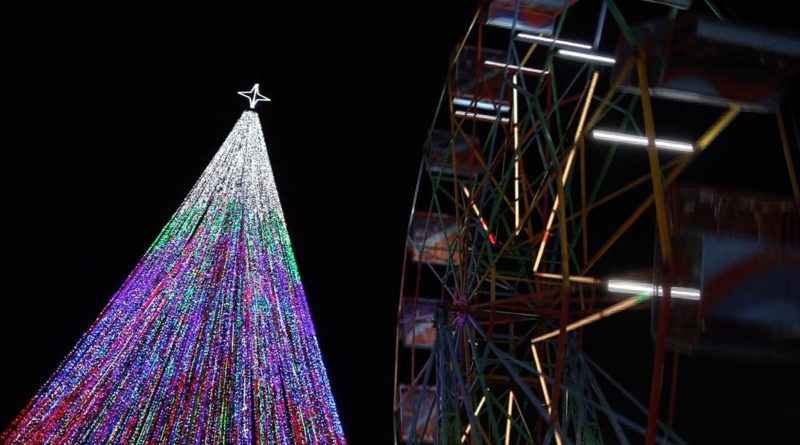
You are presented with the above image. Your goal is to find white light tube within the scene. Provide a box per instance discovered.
[557,49,616,65]
[607,279,701,300]
[516,33,593,50]
[484,60,549,76]
[592,129,694,153]
[454,110,511,124]
[453,97,510,113]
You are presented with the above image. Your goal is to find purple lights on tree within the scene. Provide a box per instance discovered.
[1,109,347,444]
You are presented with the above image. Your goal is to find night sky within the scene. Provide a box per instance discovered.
[2,2,799,443]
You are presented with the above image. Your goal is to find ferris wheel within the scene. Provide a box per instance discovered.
[392,1,800,444]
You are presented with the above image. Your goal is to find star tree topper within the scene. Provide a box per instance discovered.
[237,83,270,109]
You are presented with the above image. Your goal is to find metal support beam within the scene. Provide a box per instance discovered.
[531,294,650,343]
[637,51,672,445]
[636,53,671,263]
[777,108,800,211]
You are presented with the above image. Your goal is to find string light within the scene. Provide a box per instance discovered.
[462,186,497,245]
[1,111,347,444]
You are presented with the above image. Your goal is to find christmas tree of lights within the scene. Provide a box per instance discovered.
[1,85,347,444]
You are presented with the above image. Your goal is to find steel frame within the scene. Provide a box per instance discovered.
[393,1,799,444]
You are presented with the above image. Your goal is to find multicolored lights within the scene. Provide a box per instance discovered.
[1,111,347,444]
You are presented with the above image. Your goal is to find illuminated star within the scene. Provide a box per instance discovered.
[237,83,271,109]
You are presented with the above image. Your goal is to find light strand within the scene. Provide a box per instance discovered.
[1,111,347,444]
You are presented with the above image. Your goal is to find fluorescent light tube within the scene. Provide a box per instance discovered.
[484,60,548,76]
[516,33,592,50]
[454,110,510,124]
[557,49,616,65]
[592,129,694,152]
[453,97,510,113]
[607,279,701,300]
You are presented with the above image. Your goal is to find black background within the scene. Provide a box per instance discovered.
[2,2,799,443]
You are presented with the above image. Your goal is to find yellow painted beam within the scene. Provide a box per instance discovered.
[530,294,649,343]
